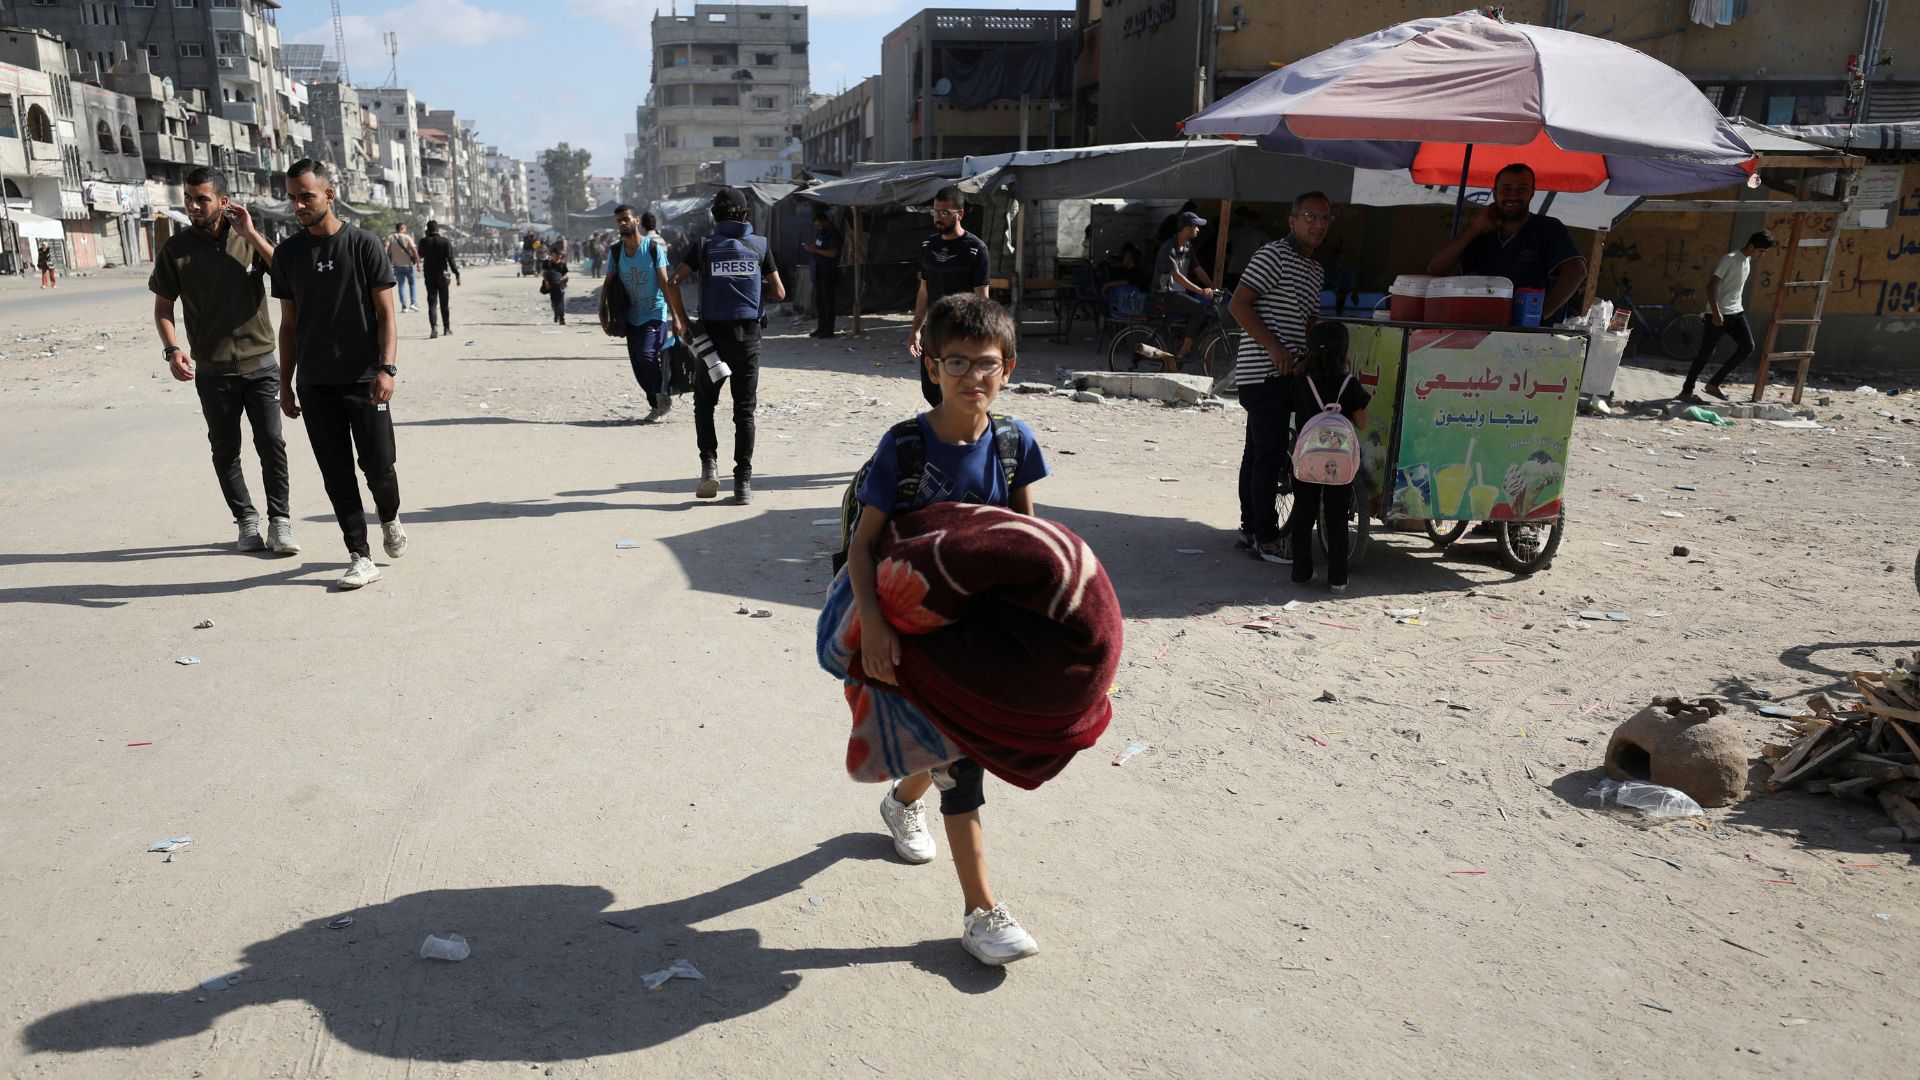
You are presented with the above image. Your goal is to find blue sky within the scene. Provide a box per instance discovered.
[283,0,1068,177]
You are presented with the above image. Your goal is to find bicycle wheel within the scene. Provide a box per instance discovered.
[1196,327,1236,380]
[1661,314,1706,361]
[1424,519,1470,549]
[1105,324,1159,373]
[1495,511,1565,575]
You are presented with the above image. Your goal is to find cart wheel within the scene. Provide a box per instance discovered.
[1495,512,1566,575]
[1105,325,1157,373]
[1424,519,1470,549]
[1661,314,1706,361]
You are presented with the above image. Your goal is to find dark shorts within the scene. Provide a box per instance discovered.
[934,757,986,816]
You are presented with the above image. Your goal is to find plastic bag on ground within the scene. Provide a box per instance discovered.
[1586,779,1704,818]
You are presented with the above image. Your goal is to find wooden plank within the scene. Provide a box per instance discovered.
[1769,727,1831,779]
[1875,791,1920,841]
[1830,757,1907,781]
[1891,720,1920,762]
[1771,736,1860,789]
[1580,226,1607,315]
[1211,199,1232,294]
[1630,199,1849,212]
[1830,776,1887,800]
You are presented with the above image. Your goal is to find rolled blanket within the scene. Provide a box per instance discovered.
[817,502,1122,790]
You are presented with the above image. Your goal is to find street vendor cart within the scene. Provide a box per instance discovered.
[1321,315,1588,575]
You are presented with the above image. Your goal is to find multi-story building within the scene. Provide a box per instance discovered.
[876,8,1075,162]
[0,37,73,272]
[802,75,877,175]
[358,85,422,215]
[483,145,528,218]
[75,77,146,266]
[588,174,618,207]
[526,164,551,223]
[18,0,297,192]
[643,3,810,201]
[0,26,93,266]
[306,80,374,204]
[415,124,453,224]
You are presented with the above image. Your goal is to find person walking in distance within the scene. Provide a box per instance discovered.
[1227,191,1330,566]
[670,188,785,504]
[543,243,570,325]
[150,166,299,556]
[272,159,407,591]
[37,243,56,288]
[804,206,843,338]
[906,186,990,406]
[609,203,690,420]
[416,220,461,339]
[1681,230,1777,401]
[385,222,419,312]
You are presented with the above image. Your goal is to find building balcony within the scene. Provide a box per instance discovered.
[222,101,261,127]
[655,104,763,124]
[655,64,759,87]
[142,131,202,166]
[652,15,806,48]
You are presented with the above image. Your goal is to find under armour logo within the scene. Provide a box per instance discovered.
[316,259,336,272]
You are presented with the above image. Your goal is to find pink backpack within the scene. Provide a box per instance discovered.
[1292,374,1360,486]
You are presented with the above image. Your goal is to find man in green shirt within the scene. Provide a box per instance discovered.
[151,167,299,555]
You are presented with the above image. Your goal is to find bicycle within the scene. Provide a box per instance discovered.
[1103,288,1236,380]
[1611,272,1705,360]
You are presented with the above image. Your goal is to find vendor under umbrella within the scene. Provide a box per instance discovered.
[1426,162,1586,324]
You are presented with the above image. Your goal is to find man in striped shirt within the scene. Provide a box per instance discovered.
[1227,192,1330,564]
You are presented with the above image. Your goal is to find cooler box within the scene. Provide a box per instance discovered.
[1389,275,1433,321]
[1581,329,1629,396]
[1426,276,1513,326]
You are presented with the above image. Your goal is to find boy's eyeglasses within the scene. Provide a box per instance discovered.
[936,355,1005,377]
[1294,212,1334,225]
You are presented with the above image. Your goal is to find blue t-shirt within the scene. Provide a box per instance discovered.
[856,414,1049,515]
[811,223,842,274]
[610,235,669,326]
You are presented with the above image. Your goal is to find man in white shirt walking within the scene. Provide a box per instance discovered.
[1681,230,1775,401]
[385,223,420,313]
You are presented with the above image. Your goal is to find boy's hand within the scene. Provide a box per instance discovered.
[860,614,903,685]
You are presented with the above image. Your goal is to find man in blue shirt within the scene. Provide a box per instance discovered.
[609,203,690,420]
[804,206,843,339]
[672,189,786,503]
[1428,163,1586,324]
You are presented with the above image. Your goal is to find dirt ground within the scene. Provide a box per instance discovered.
[1,264,1916,1079]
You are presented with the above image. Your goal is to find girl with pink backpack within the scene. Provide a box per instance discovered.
[1287,322,1370,592]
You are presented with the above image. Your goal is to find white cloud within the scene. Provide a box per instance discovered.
[288,0,533,68]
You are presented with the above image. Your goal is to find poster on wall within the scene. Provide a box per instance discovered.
[1341,321,1403,507]
[1390,329,1584,523]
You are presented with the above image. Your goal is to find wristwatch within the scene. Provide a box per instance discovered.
[163,345,181,361]
[378,364,398,377]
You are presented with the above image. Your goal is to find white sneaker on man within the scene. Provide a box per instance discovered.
[879,786,936,864]
[338,555,381,590]
[381,519,408,559]
[267,517,301,555]
[961,903,1040,966]
[236,517,266,552]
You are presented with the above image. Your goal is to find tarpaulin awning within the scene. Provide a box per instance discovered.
[1773,121,1920,152]
[938,40,1071,110]
[799,159,967,207]
[8,211,65,240]
[155,207,191,226]
[476,214,516,229]
[567,199,623,227]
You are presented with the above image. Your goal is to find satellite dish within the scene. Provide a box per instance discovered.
[933,77,952,97]
[162,76,175,99]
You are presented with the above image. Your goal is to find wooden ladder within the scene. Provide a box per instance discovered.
[1751,189,1841,405]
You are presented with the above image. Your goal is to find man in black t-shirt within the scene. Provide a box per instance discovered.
[272,159,405,591]
[907,186,990,406]
[1428,162,1586,324]
[416,220,461,338]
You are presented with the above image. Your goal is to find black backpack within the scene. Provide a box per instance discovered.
[831,414,1022,574]
[600,237,660,339]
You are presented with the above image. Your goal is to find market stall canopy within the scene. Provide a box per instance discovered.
[475,214,516,229]
[567,199,623,228]
[799,159,966,207]
[154,207,191,226]
[1773,121,1920,152]
[247,199,297,224]
[1181,10,1757,196]
[654,194,712,224]
[9,210,65,240]
[743,181,798,208]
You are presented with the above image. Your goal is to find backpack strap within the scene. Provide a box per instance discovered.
[989,413,1021,489]
[1309,374,1352,414]
[889,417,927,510]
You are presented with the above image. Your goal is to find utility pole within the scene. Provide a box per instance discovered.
[331,0,352,84]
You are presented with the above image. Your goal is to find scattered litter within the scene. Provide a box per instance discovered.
[1577,611,1630,622]
[1673,484,1697,491]
[1384,607,1425,618]
[1625,493,1646,502]
[1672,545,1691,557]
[1875,913,1893,923]
[603,919,642,933]
[1281,600,1306,612]
[614,540,639,549]
[860,1058,888,1074]
[193,619,214,630]
[1176,548,1205,555]
[1765,418,1824,429]
[463,340,477,347]
[175,656,200,666]
[1855,385,1879,395]
[1757,705,1799,719]
[1450,870,1486,875]
[1397,617,1425,626]
[1681,405,1734,427]
[148,836,192,853]
[808,895,826,907]
[811,518,837,526]
[327,916,355,930]
[1659,510,1686,519]
[1112,742,1148,766]
[126,741,152,747]
[478,402,491,410]
[420,933,471,962]
[1587,779,1704,818]
[641,958,705,990]
[1315,690,1338,703]
[199,972,242,992]
[748,608,772,618]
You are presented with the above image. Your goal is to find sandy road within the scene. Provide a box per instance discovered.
[1,263,1917,1079]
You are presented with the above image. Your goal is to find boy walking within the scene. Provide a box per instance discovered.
[844,293,1050,965]
[1681,230,1776,401]
[385,223,419,312]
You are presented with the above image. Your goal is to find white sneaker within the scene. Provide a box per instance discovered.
[879,787,936,864]
[381,519,408,559]
[338,555,381,590]
[236,518,265,551]
[267,517,301,555]
[962,904,1040,966]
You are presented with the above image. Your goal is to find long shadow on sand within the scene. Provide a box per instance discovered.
[0,562,328,609]
[21,834,999,1064]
